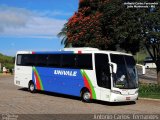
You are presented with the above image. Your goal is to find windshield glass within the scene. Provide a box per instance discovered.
[111,54,138,89]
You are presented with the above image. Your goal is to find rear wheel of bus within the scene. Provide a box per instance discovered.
[28,81,35,93]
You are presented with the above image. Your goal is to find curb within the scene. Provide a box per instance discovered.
[139,97,160,101]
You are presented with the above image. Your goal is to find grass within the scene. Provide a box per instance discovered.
[139,84,160,99]
[139,94,160,99]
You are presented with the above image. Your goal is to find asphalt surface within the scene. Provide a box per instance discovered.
[138,68,157,83]
[0,75,160,115]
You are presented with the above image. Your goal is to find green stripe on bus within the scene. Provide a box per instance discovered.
[81,70,96,99]
[33,67,44,90]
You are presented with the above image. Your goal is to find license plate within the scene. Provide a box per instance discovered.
[126,97,130,100]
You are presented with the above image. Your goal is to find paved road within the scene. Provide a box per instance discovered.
[0,75,160,114]
[138,68,157,83]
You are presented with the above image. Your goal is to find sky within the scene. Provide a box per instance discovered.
[0,0,79,56]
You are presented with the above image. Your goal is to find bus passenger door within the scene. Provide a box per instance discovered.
[95,54,111,101]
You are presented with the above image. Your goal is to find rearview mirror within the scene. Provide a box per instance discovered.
[109,62,117,73]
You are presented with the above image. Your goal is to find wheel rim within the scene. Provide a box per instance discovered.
[83,92,90,101]
[30,84,34,91]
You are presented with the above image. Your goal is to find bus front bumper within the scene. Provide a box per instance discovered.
[110,93,138,102]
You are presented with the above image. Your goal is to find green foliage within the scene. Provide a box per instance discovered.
[133,50,149,64]
[65,0,160,55]
[139,84,160,93]
[0,53,14,70]
[139,84,160,99]
[57,23,69,47]
[67,0,117,50]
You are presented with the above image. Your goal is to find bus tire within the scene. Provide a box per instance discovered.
[81,90,91,103]
[28,81,35,93]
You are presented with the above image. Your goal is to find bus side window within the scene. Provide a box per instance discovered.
[95,54,111,89]
[47,54,61,68]
[17,55,22,65]
[61,54,76,69]
[76,54,93,70]
[35,55,48,67]
[19,54,36,66]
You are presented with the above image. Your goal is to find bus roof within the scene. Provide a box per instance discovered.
[62,47,99,51]
[16,47,132,56]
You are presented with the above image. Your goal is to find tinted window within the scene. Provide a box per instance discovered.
[111,54,136,65]
[95,54,111,89]
[76,54,92,70]
[17,54,36,66]
[23,54,36,66]
[36,55,48,66]
[62,54,76,68]
[95,54,109,68]
[17,53,93,70]
[144,57,154,63]
[47,54,61,67]
[17,55,22,65]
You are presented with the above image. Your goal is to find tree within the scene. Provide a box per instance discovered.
[0,53,14,70]
[141,3,160,84]
[66,0,147,53]
[61,0,160,84]
[66,0,117,50]
[57,23,70,47]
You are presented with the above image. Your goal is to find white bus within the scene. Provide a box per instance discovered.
[14,48,138,103]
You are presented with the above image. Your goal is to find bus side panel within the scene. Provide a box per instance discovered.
[80,70,99,100]
[32,67,85,97]
[14,66,32,88]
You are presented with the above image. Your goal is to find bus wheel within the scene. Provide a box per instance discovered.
[28,82,35,93]
[81,91,91,103]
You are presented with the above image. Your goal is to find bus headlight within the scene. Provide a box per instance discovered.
[111,90,121,94]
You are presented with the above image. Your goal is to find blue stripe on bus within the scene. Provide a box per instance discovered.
[32,67,85,96]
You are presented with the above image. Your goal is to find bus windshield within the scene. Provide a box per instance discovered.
[111,54,138,89]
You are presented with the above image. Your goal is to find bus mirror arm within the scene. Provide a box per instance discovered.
[109,62,117,74]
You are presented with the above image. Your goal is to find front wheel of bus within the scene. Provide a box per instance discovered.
[81,91,91,103]
[29,82,35,93]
